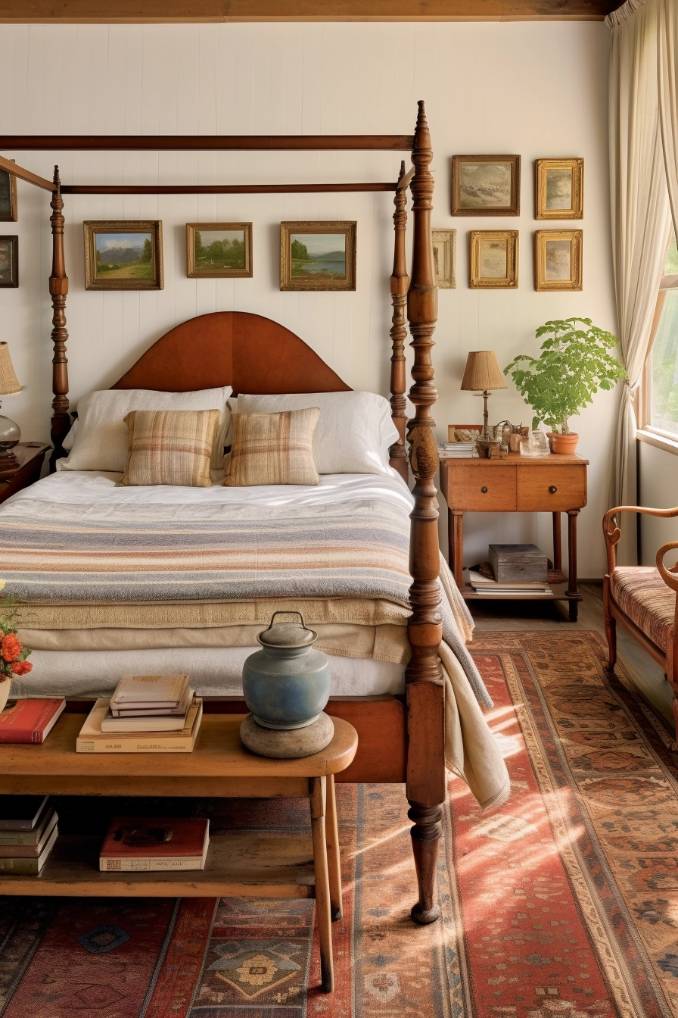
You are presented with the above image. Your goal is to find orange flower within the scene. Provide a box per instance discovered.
[1,634,21,663]
[10,660,32,676]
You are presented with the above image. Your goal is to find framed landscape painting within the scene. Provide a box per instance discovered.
[535,158,583,219]
[469,230,519,288]
[84,221,163,291]
[451,155,520,216]
[0,168,17,223]
[280,221,356,291]
[0,236,18,287]
[186,222,252,278]
[432,229,456,288]
[534,229,582,290]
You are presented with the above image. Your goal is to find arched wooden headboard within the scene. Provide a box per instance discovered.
[112,311,351,395]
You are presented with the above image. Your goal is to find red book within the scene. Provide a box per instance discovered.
[99,816,210,872]
[0,699,66,744]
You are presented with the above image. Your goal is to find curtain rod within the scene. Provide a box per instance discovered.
[0,134,414,152]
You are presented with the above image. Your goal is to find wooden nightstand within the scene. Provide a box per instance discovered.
[440,452,588,621]
[0,443,50,504]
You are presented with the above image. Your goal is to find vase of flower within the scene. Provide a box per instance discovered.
[0,581,32,705]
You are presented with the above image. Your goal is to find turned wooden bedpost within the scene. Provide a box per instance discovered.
[49,164,70,471]
[405,101,445,926]
[389,161,409,480]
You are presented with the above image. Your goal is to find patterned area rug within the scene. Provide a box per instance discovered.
[1,630,677,1017]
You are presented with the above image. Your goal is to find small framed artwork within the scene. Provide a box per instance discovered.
[535,158,583,219]
[186,222,252,278]
[469,230,519,288]
[280,221,356,291]
[84,220,163,291]
[0,236,18,288]
[0,168,17,223]
[451,155,520,216]
[432,229,456,288]
[534,230,583,290]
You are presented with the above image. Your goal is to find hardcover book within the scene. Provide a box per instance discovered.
[0,796,50,831]
[77,698,203,753]
[0,699,66,744]
[110,674,190,710]
[104,688,194,729]
[99,816,209,872]
[0,810,58,857]
[0,806,58,846]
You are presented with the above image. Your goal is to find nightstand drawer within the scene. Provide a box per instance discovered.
[516,465,587,511]
[447,465,517,511]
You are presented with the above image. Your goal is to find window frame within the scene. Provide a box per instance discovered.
[638,238,678,455]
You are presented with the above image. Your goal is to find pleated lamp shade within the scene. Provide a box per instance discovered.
[460,350,507,392]
[0,343,21,396]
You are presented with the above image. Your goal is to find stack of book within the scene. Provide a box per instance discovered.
[99,816,210,872]
[0,795,59,875]
[77,674,203,753]
[440,441,475,458]
[467,568,553,597]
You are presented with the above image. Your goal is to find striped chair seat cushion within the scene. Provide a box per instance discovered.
[610,566,676,652]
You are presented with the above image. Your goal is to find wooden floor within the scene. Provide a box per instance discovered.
[470,581,674,725]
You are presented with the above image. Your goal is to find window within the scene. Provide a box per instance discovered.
[641,236,678,446]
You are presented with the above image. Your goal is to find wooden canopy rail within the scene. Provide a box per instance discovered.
[2,101,444,926]
[0,134,414,151]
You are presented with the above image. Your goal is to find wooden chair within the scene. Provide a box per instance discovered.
[603,506,678,736]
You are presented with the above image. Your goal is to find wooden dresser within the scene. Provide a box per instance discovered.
[0,443,50,503]
[439,453,588,621]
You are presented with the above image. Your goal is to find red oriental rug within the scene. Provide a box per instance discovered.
[1,630,677,1017]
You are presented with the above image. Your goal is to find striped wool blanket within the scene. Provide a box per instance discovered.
[0,479,490,708]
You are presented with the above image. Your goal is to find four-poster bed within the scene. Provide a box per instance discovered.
[0,103,506,925]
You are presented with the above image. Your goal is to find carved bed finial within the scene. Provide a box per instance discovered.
[389,159,410,480]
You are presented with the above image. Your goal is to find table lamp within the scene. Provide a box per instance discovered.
[0,342,22,476]
[460,350,507,449]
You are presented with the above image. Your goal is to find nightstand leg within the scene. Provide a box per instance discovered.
[326,775,342,921]
[452,511,464,590]
[552,512,562,575]
[310,776,334,992]
[566,510,580,622]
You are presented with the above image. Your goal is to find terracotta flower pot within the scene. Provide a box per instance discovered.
[551,432,579,455]
[0,679,10,713]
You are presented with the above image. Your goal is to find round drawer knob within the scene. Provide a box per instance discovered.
[549,485,558,494]
[480,485,489,494]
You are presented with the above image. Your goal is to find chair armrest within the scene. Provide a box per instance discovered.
[603,505,678,573]
[657,541,678,593]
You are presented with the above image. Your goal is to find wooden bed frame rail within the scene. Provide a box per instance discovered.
[2,102,444,925]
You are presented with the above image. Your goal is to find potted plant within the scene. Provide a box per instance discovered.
[0,581,32,712]
[505,317,625,454]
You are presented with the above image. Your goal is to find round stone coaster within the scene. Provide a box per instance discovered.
[240,711,334,758]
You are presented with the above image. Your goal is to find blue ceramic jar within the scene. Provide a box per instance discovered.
[242,612,331,730]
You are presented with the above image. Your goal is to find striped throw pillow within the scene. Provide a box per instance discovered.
[225,408,320,486]
[120,409,220,487]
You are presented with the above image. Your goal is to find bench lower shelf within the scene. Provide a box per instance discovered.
[0,830,316,898]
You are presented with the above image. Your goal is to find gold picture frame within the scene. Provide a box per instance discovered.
[451,155,520,216]
[280,221,356,291]
[535,158,583,219]
[186,222,252,278]
[84,221,163,291]
[469,230,519,289]
[432,229,456,288]
[0,167,17,223]
[534,229,583,291]
[0,236,18,288]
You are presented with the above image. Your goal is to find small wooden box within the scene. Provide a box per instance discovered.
[489,543,548,582]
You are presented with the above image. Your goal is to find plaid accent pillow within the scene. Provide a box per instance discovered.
[225,408,320,486]
[120,409,220,487]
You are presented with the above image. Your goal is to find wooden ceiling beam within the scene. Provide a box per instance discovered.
[0,0,621,22]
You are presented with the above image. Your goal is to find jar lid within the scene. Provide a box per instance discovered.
[258,611,317,650]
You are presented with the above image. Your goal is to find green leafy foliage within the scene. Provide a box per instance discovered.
[505,318,625,434]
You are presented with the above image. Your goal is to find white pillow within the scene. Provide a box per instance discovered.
[61,386,232,473]
[237,391,398,475]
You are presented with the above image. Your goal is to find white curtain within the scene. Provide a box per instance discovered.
[658,0,678,239]
[607,0,672,564]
